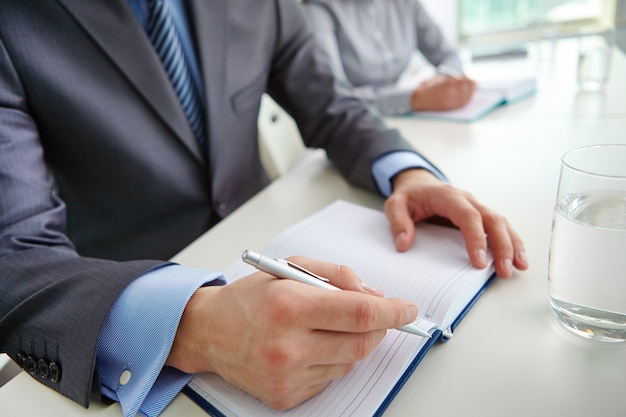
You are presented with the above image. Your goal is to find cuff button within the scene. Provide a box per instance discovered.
[119,370,132,386]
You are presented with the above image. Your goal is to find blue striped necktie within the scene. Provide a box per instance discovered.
[147,0,207,153]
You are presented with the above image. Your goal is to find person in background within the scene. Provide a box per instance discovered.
[303,0,477,115]
[0,1,526,417]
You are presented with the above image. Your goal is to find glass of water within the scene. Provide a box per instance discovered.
[576,33,612,92]
[548,144,626,342]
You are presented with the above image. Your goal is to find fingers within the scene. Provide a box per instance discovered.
[481,211,514,277]
[449,77,474,92]
[260,379,334,410]
[286,255,384,296]
[383,195,416,252]
[412,77,474,111]
[252,364,354,410]
[270,280,418,333]
[485,216,528,277]
[225,353,355,410]
[455,197,528,278]
[438,77,475,108]
[451,79,475,105]
[384,169,442,251]
[253,322,388,369]
[387,169,529,278]
[452,203,490,270]
[215,277,416,409]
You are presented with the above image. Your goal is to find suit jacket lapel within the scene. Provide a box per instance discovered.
[56,0,204,163]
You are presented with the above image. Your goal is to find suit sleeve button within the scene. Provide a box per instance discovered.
[25,356,37,374]
[16,352,26,369]
[36,359,50,379]
[49,361,61,383]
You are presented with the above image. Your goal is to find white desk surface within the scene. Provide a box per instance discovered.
[2,40,625,417]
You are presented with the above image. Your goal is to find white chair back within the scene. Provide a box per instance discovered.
[257,94,307,180]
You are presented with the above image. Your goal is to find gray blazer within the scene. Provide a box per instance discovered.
[0,0,418,408]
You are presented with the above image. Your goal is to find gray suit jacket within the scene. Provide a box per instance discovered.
[0,0,419,408]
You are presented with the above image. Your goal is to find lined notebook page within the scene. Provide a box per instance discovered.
[188,200,494,417]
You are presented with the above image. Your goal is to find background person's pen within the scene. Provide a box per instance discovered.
[242,250,432,338]
[437,65,464,80]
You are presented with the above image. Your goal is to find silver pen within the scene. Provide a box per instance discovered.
[242,250,432,338]
[437,65,464,80]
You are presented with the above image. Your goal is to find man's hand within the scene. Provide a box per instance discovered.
[385,169,528,278]
[411,75,477,111]
[166,257,418,410]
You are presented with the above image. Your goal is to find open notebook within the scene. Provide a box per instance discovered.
[184,200,496,417]
[411,77,537,122]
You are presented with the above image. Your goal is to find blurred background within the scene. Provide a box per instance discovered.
[422,0,625,56]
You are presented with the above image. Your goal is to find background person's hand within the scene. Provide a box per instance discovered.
[166,257,418,410]
[385,169,528,279]
[411,75,477,111]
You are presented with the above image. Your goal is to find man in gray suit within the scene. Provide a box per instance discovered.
[0,0,528,416]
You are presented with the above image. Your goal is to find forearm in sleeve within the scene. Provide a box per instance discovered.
[96,264,226,417]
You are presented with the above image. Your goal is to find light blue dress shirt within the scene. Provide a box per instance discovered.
[97,264,224,417]
[95,2,446,416]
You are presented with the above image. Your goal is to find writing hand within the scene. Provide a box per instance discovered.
[165,257,417,409]
[411,75,477,111]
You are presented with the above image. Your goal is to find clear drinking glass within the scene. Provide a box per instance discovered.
[548,144,626,342]
[576,33,612,91]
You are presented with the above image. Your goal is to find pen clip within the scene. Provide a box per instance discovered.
[280,259,330,283]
